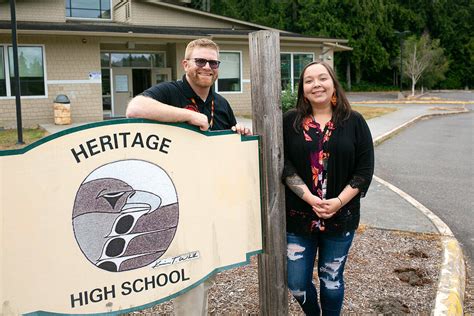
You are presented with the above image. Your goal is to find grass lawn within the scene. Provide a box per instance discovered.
[353,105,397,120]
[0,127,47,150]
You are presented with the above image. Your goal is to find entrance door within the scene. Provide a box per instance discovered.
[132,69,151,97]
[151,68,172,86]
[112,68,172,117]
[112,68,155,117]
[112,68,132,117]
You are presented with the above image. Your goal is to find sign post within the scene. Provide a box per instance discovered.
[249,31,288,315]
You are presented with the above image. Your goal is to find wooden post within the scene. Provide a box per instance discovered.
[249,31,288,315]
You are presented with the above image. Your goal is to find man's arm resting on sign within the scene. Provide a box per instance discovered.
[126,95,209,131]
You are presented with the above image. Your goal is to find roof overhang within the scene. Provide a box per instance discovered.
[0,21,351,50]
[322,41,353,52]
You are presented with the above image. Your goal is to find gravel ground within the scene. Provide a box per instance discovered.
[129,227,445,315]
[464,262,474,313]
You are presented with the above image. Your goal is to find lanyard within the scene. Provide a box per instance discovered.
[189,97,215,128]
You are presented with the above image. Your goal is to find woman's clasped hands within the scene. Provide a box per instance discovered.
[310,195,341,219]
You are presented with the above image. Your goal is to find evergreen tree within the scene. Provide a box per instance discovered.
[192,0,472,89]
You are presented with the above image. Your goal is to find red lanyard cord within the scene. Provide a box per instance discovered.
[189,97,214,128]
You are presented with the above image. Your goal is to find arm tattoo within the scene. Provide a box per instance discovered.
[285,174,306,199]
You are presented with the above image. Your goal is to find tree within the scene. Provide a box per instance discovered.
[191,0,471,90]
[402,34,447,96]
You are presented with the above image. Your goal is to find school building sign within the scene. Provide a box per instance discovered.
[0,119,262,315]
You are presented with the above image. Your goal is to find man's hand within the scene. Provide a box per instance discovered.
[231,123,252,135]
[187,111,210,131]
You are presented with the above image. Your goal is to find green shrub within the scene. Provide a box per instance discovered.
[281,84,298,113]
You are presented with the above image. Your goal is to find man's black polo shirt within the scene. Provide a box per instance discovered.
[141,75,237,131]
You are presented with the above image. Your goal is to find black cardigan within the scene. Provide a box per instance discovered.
[282,109,374,234]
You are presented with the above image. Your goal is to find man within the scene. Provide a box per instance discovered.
[126,38,250,315]
[126,38,250,135]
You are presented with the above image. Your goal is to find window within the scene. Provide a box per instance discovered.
[0,49,5,96]
[66,0,111,19]
[109,53,165,68]
[281,54,291,91]
[281,53,314,92]
[100,52,110,68]
[217,52,241,92]
[7,46,45,96]
[101,53,111,113]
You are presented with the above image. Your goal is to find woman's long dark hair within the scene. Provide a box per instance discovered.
[293,61,352,132]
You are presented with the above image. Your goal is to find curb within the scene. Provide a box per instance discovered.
[353,100,474,105]
[372,109,468,314]
[373,108,469,147]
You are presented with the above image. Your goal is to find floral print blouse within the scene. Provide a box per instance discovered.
[301,116,335,231]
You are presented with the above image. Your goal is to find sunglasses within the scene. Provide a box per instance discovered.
[189,58,221,69]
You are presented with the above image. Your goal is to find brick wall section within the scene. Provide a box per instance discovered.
[0,84,102,128]
[46,36,101,80]
[49,84,102,122]
[0,0,65,23]
[0,35,102,128]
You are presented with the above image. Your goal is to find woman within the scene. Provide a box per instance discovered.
[283,61,374,315]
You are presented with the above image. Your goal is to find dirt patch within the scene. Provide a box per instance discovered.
[407,247,429,258]
[373,297,410,314]
[394,267,432,286]
[430,106,466,111]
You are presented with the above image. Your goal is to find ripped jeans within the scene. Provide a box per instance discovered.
[287,231,355,316]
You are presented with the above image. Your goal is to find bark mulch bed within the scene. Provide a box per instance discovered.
[130,227,445,315]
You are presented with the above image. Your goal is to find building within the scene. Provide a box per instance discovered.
[0,0,351,128]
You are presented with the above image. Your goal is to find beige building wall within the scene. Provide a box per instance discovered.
[130,2,249,29]
[217,44,250,116]
[0,35,102,128]
[0,0,65,23]
[113,0,130,23]
[100,43,168,54]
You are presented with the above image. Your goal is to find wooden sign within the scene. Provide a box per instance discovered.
[0,119,262,315]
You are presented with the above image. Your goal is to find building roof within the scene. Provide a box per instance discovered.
[0,0,351,51]
[138,0,287,33]
[0,20,350,50]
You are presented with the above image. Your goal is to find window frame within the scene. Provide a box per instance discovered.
[0,46,6,97]
[105,51,167,69]
[215,50,243,94]
[65,0,113,21]
[100,50,167,117]
[281,52,315,93]
[0,44,48,99]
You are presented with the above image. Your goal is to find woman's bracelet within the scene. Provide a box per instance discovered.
[336,196,343,207]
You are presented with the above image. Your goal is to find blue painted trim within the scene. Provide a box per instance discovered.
[24,250,263,316]
[0,119,258,156]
